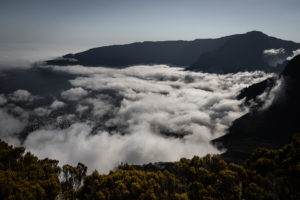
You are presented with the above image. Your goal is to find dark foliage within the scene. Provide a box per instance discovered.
[1,135,299,200]
[0,139,61,200]
[77,134,300,200]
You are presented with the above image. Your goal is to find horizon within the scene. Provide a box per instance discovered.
[66,30,298,49]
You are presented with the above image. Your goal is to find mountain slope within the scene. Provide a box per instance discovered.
[188,31,300,73]
[46,37,231,67]
[214,55,300,163]
[46,31,300,73]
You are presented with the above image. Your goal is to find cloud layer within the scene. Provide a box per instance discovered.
[263,48,285,55]
[287,49,300,60]
[263,48,287,67]
[0,65,273,173]
[61,87,88,101]
[8,89,37,102]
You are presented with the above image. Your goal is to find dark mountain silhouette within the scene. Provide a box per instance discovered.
[46,31,300,73]
[214,55,300,163]
[188,31,300,73]
[237,77,277,108]
[46,37,232,67]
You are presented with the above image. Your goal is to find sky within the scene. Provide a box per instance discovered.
[0,0,300,61]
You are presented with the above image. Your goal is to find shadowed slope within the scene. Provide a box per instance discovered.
[188,31,300,73]
[214,55,300,162]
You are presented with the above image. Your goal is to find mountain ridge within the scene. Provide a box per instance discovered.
[213,54,300,163]
[47,36,232,67]
[46,31,300,73]
[188,31,300,73]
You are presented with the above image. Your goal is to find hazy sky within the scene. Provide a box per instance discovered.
[0,0,300,61]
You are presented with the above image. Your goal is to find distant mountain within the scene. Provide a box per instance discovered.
[214,55,300,163]
[188,31,300,73]
[46,31,300,73]
[46,37,232,67]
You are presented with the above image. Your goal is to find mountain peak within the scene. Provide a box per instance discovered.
[244,31,269,38]
[245,30,267,35]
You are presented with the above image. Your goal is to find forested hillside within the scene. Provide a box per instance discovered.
[1,134,299,200]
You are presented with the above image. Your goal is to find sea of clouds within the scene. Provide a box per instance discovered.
[0,64,275,173]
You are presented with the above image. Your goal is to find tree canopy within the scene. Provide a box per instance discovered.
[0,134,299,200]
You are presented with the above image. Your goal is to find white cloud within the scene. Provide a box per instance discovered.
[61,87,88,101]
[263,48,285,55]
[1,64,274,173]
[0,109,26,145]
[55,114,76,125]
[24,123,220,173]
[263,48,300,66]
[83,98,115,118]
[8,89,36,102]
[34,107,51,117]
[258,77,286,110]
[50,100,66,110]
[76,104,89,114]
[287,49,300,60]
[0,94,7,106]
[263,48,287,67]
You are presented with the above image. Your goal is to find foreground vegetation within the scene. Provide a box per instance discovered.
[0,134,299,200]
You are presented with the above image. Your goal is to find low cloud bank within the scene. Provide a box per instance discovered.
[263,48,287,67]
[24,123,219,173]
[263,48,285,55]
[0,59,32,71]
[287,49,300,60]
[0,95,7,105]
[8,89,37,102]
[262,48,300,67]
[0,108,27,145]
[0,65,273,173]
[61,87,88,101]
